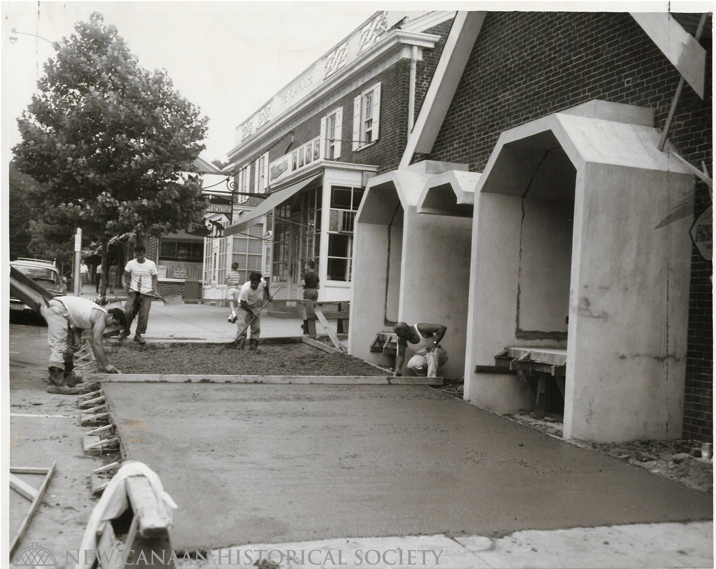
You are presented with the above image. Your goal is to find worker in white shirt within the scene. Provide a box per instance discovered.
[118,244,159,345]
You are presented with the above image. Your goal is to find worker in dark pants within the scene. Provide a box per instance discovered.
[301,260,320,335]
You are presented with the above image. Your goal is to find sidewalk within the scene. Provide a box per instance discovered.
[73,284,318,342]
[204,521,713,568]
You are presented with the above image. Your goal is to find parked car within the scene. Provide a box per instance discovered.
[10,258,67,315]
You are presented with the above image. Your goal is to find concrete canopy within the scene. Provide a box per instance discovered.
[477,109,692,199]
[356,170,428,225]
[466,101,696,443]
[417,170,481,217]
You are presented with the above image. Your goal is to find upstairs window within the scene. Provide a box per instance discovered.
[353,82,381,151]
[320,107,342,160]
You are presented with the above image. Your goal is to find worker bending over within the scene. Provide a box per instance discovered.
[393,322,448,378]
[236,271,273,350]
[40,296,125,391]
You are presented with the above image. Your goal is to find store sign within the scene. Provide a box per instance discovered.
[205,204,232,214]
[236,11,398,144]
[690,206,712,261]
[172,267,188,279]
[268,137,320,186]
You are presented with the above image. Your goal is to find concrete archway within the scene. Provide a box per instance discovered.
[466,101,695,443]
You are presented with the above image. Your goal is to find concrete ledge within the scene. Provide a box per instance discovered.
[89,374,443,385]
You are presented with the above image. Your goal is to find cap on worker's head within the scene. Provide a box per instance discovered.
[249,271,262,282]
[394,322,409,335]
[134,244,146,254]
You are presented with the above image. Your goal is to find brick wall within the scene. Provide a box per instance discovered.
[144,236,160,264]
[422,12,713,442]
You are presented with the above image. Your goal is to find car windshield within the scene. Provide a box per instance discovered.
[15,266,59,285]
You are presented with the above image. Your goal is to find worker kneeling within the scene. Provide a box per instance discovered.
[40,296,126,390]
[393,322,448,378]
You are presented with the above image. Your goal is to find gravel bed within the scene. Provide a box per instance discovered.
[106,342,386,376]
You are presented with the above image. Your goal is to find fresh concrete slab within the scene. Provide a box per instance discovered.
[104,382,712,551]
[91,374,439,385]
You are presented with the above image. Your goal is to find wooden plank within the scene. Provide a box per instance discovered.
[79,395,106,409]
[10,467,51,475]
[314,310,350,320]
[475,365,517,374]
[93,374,441,385]
[126,476,168,538]
[10,461,56,560]
[10,474,39,501]
[314,307,344,351]
[302,336,339,354]
[87,424,115,436]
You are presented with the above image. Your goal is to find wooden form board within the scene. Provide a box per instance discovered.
[10,462,56,560]
[90,374,442,386]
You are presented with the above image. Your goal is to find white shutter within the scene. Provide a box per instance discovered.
[254,158,260,194]
[372,82,381,142]
[263,153,269,192]
[334,107,343,159]
[320,116,327,159]
[352,95,361,151]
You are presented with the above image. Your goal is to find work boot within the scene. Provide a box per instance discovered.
[117,330,129,341]
[249,339,260,352]
[48,367,65,386]
[134,334,146,345]
[236,338,246,350]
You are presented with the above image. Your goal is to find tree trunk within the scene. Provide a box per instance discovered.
[99,241,108,297]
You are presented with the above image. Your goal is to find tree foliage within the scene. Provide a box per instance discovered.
[12,12,210,248]
[9,160,41,260]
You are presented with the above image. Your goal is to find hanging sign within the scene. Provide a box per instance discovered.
[690,205,712,261]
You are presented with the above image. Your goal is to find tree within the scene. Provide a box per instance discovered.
[9,160,41,260]
[13,12,209,294]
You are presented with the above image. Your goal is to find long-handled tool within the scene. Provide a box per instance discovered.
[235,286,281,342]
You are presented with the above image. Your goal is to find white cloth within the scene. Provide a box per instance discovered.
[76,461,177,569]
[124,259,157,294]
[80,264,88,275]
[238,278,266,306]
[56,296,106,329]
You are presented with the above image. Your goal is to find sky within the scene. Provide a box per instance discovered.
[2,2,383,164]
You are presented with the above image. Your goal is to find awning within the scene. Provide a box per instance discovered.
[224,174,322,236]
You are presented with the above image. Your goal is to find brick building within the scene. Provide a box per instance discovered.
[350,12,712,443]
[204,11,456,302]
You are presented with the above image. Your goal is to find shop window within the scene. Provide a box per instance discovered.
[321,107,342,160]
[159,239,203,262]
[326,185,363,282]
[272,202,291,282]
[218,237,228,285]
[232,223,264,284]
[236,164,251,203]
[353,82,381,151]
[203,238,213,285]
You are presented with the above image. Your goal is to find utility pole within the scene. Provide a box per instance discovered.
[73,228,82,296]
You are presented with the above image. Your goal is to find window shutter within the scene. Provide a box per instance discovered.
[334,107,343,159]
[263,153,269,192]
[254,159,260,194]
[320,116,327,159]
[352,95,361,151]
[372,82,381,142]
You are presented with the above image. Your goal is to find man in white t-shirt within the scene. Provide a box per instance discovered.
[119,244,159,344]
[236,271,273,350]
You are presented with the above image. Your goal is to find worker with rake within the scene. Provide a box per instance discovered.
[393,322,448,378]
[40,296,125,392]
[235,271,273,351]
